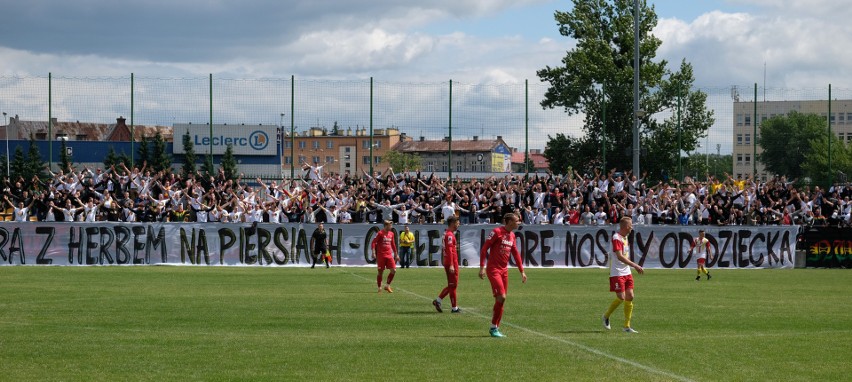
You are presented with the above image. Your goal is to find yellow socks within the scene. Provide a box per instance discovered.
[604,298,622,318]
[623,300,634,328]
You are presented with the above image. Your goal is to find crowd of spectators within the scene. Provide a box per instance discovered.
[2,162,851,227]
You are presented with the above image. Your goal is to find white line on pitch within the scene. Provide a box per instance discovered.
[347,270,694,382]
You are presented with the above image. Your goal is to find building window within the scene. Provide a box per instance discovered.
[736,173,742,178]
[312,141,320,149]
[847,113,852,123]
[736,114,743,126]
[363,156,370,165]
[327,140,333,149]
[744,115,751,126]
[456,161,462,172]
[847,135,852,143]
[426,162,434,172]
[284,157,292,164]
[761,114,767,124]
[840,113,846,124]
[285,141,292,148]
[325,156,334,163]
[744,134,751,145]
[745,154,751,164]
[736,134,743,145]
[375,141,381,148]
[374,156,381,164]
[298,155,306,163]
[441,163,448,172]
[299,141,306,149]
[830,113,836,125]
[362,141,371,149]
[345,147,350,153]
[736,154,743,165]
[310,156,319,164]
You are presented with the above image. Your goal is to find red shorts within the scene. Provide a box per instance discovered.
[609,275,634,292]
[376,256,396,270]
[697,258,706,265]
[487,268,509,297]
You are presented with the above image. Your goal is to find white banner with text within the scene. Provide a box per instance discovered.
[0,223,797,268]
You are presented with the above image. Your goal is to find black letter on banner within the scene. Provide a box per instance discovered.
[577,233,595,267]
[523,230,539,267]
[99,227,115,265]
[539,230,554,267]
[69,226,83,264]
[0,227,8,263]
[9,227,26,264]
[257,228,272,265]
[364,226,379,264]
[132,226,146,264]
[780,231,793,264]
[634,231,653,266]
[765,230,780,265]
[737,230,751,268]
[147,226,167,264]
[273,227,289,265]
[197,229,210,265]
[180,227,196,264]
[328,228,342,265]
[243,227,257,265]
[427,229,441,267]
[594,229,609,266]
[658,233,677,268]
[705,234,720,267]
[85,226,99,265]
[716,230,732,268]
[219,228,237,265]
[678,232,694,268]
[296,228,309,264]
[565,232,579,267]
[114,226,131,264]
[35,227,55,265]
[750,232,766,267]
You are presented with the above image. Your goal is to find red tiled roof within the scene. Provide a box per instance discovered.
[393,138,508,152]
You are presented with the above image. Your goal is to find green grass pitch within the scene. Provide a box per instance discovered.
[0,266,847,381]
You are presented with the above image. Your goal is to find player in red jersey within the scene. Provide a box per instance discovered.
[602,217,644,333]
[479,212,527,338]
[433,216,461,313]
[371,220,399,293]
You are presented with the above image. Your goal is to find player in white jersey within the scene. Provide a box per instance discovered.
[688,229,713,281]
[602,217,644,333]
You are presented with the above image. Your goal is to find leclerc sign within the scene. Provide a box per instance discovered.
[172,124,278,156]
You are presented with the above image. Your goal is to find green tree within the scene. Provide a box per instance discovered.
[683,153,732,181]
[537,0,714,181]
[201,154,216,177]
[25,136,47,181]
[181,131,197,178]
[384,150,422,171]
[59,139,73,171]
[151,131,171,173]
[543,133,598,175]
[220,143,238,180]
[803,135,852,186]
[138,135,150,169]
[758,111,825,180]
[0,155,7,180]
[104,146,120,168]
[10,146,26,180]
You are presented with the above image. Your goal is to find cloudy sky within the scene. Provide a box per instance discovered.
[1,0,851,154]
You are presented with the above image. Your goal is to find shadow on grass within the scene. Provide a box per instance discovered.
[555,330,607,334]
[393,310,437,315]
